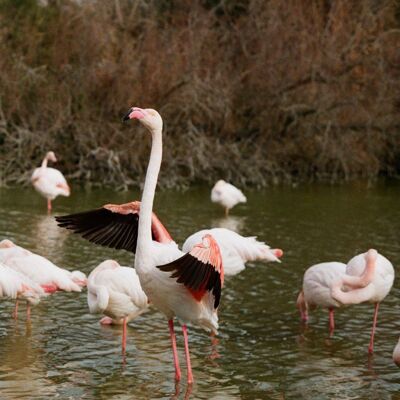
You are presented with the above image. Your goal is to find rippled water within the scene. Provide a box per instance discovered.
[0,181,399,399]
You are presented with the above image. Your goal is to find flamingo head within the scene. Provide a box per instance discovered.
[0,239,15,248]
[46,151,57,163]
[123,107,163,133]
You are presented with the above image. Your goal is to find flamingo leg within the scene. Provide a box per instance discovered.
[168,319,182,381]
[47,199,52,213]
[26,302,31,320]
[368,302,379,354]
[122,317,127,354]
[12,300,19,319]
[328,308,335,335]
[182,324,194,384]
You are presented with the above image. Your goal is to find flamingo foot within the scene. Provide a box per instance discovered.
[100,316,114,325]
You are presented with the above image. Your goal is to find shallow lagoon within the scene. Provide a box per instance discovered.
[0,182,399,399]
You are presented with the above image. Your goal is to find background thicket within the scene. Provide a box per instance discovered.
[0,0,399,188]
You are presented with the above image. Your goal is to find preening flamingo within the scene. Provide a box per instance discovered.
[0,262,44,318]
[87,259,149,353]
[57,107,224,384]
[31,151,70,212]
[0,239,86,317]
[331,249,394,353]
[296,262,346,335]
[182,228,283,275]
[211,180,246,216]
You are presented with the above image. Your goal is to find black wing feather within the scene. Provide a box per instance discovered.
[157,253,222,309]
[55,208,147,253]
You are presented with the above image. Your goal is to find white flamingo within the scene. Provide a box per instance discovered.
[211,180,246,216]
[57,107,224,384]
[31,151,70,212]
[331,249,394,353]
[0,239,32,263]
[296,261,346,334]
[183,228,283,275]
[87,259,149,353]
[0,262,44,318]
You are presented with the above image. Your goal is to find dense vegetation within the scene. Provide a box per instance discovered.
[0,0,399,188]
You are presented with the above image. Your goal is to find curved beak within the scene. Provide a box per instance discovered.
[122,107,146,122]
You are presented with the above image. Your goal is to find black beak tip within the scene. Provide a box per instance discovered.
[122,108,132,122]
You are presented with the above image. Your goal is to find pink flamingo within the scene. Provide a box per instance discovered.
[211,180,246,216]
[331,249,394,353]
[31,151,70,212]
[87,259,149,354]
[57,108,224,384]
[0,262,44,318]
[296,261,346,335]
[1,239,86,316]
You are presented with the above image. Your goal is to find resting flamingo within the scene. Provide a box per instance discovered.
[31,151,70,212]
[211,180,246,216]
[331,249,394,353]
[87,259,149,353]
[0,262,44,318]
[57,107,224,384]
[183,228,282,275]
[296,262,346,335]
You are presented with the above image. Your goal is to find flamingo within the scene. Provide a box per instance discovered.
[296,262,346,335]
[57,107,224,384]
[0,239,32,263]
[87,259,149,353]
[31,151,70,212]
[182,228,283,275]
[0,262,44,318]
[331,249,394,353]
[211,180,246,216]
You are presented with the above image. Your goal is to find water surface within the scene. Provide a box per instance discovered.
[0,182,399,399]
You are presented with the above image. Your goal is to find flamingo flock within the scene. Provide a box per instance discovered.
[0,105,398,387]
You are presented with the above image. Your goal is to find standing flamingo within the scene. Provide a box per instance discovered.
[296,262,346,335]
[0,262,44,318]
[331,249,394,353]
[31,151,70,212]
[57,108,224,384]
[211,180,246,216]
[87,259,149,353]
[183,228,283,275]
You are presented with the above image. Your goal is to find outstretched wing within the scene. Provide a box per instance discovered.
[55,202,145,253]
[157,234,224,308]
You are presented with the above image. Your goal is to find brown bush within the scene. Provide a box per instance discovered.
[0,0,399,188]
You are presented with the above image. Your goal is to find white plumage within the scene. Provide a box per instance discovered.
[211,180,246,215]
[31,151,70,211]
[87,259,149,324]
[182,228,282,275]
[301,262,346,311]
[0,263,44,306]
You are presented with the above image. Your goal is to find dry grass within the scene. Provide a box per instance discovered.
[0,0,399,188]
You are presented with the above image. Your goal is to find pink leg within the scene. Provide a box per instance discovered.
[168,319,182,381]
[368,302,379,354]
[122,317,127,354]
[12,300,19,319]
[182,324,194,384]
[47,199,52,213]
[328,308,335,335]
[26,302,31,319]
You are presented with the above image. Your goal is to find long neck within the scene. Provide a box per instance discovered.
[41,154,49,168]
[136,128,163,256]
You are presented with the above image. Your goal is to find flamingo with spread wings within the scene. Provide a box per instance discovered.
[31,151,70,212]
[57,107,224,384]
